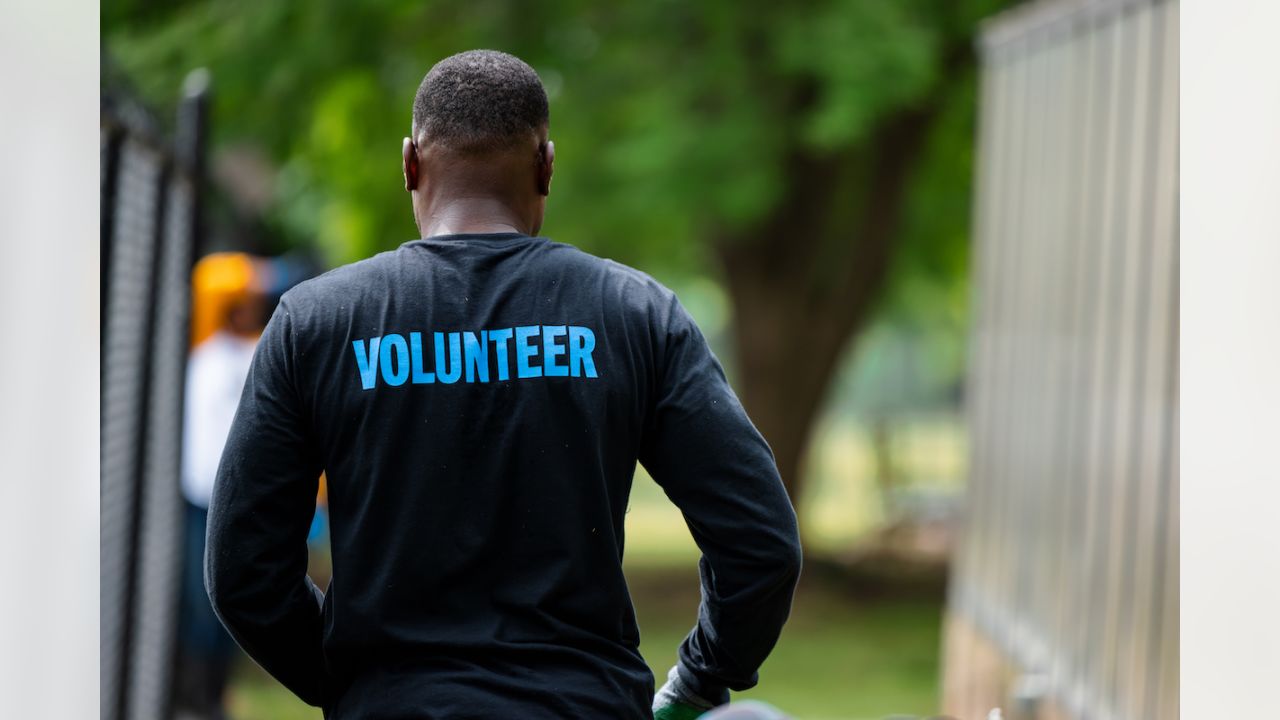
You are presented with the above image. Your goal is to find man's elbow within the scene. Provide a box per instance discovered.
[203,540,249,625]
[778,534,803,586]
[203,547,230,621]
[767,479,803,585]
[758,526,803,588]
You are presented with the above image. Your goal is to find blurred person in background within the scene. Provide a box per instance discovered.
[176,252,267,720]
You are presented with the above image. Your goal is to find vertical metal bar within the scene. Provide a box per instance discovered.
[978,36,1015,648]
[1125,10,1175,711]
[1079,10,1135,713]
[1046,15,1099,707]
[951,42,1015,713]
[974,51,1015,616]
[1094,5,1153,715]
[1112,2,1167,716]
[126,179,192,720]
[971,47,1019,643]
[1065,10,1120,713]
[1157,326,1179,720]
[1147,4,1180,717]
[992,36,1040,659]
[1024,29,1054,671]
[101,125,122,342]
[1008,35,1054,670]
[1023,30,1074,674]
[982,35,1022,655]
[100,139,165,720]
[1006,34,1038,663]
[120,154,173,720]
[953,30,1001,618]
[176,69,210,263]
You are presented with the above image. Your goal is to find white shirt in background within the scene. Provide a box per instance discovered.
[181,330,259,508]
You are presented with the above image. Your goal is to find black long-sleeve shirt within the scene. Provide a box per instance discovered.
[206,232,801,719]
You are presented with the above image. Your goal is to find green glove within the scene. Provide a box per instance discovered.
[653,700,707,720]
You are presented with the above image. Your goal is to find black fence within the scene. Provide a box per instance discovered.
[101,69,209,720]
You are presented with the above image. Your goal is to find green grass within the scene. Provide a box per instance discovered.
[624,414,965,562]
[628,569,943,720]
[227,667,321,720]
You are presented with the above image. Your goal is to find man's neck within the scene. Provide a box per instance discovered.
[416,196,531,238]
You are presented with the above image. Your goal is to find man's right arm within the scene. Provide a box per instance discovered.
[205,300,328,706]
[638,294,803,707]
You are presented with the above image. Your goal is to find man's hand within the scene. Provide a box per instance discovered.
[653,665,716,720]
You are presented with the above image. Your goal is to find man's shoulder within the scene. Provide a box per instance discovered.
[542,240,678,307]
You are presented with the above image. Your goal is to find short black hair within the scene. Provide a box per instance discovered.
[412,50,549,152]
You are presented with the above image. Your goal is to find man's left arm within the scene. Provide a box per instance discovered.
[206,299,327,706]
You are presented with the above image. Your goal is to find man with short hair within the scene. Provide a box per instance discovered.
[207,49,801,719]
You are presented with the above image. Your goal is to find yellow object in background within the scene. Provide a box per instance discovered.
[190,252,259,348]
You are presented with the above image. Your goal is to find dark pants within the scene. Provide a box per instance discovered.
[175,502,236,718]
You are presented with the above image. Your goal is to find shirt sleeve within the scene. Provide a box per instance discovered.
[638,294,803,705]
[205,299,328,706]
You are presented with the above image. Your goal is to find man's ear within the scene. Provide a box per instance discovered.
[536,140,555,197]
[402,137,419,193]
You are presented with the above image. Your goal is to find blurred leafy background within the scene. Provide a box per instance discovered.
[104,0,1009,716]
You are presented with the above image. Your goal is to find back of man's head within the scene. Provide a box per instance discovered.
[412,50,549,153]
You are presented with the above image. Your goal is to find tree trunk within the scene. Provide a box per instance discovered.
[716,101,943,504]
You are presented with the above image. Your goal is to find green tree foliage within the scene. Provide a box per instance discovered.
[106,0,1007,502]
